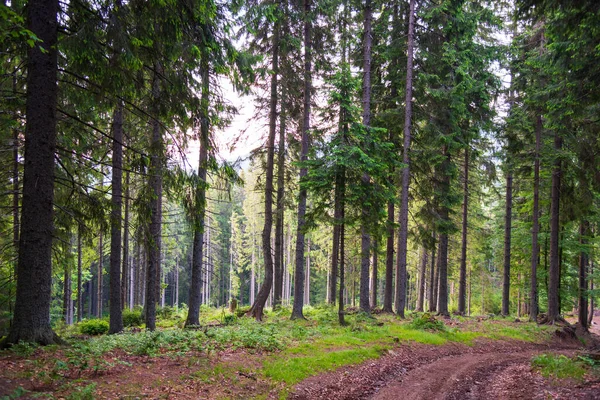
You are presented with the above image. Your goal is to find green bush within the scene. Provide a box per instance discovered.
[236,306,251,318]
[122,309,143,327]
[408,313,446,332]
[79,319,109,336]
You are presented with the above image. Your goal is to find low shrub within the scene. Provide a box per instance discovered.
[79,319,109,336]
[408,313,446,332]
[122,309,143,327]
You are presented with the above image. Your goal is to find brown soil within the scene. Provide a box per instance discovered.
[2,322,600,399]
[290,336,600,400]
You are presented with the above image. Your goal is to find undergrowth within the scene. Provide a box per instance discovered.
[531,353,589,382]
[1,305,558,398]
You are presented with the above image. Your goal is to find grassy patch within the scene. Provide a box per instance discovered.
[531,354,587,382]
[265,345,385,384]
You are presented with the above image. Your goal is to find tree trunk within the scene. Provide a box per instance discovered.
[330,177,342,305]
[530,114,542,322]
[547,132,562,323]
[122,170,130,310]
[274,92,286,309]
[428,236,437,312]
[98,227,104,318]
[359,0,373,316]
[291,0,312,320]
[3,0,61,346]
[416,247,427,312]
[438,151,451,317]
[370,241,378,308]
[394,0,416,318]
[578,220,589,330]
[109,101,124,333]
[185,87,208,325]
[338,201,346,325]
[145,66,163,331]
[458,147,469,314]
[248,14,280,321]
[502,171,512,316]
[77,224,83,322]
[589,260,594,326]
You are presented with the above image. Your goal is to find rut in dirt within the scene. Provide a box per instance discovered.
[289,339,591,400]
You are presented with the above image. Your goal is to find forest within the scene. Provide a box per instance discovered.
[0,0,600,397]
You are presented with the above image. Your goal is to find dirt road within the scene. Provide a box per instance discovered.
[291,338,599,400]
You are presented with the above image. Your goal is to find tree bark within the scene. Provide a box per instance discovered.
[578,220,589,330]
[394,0,416,318]
[383,201,394,312]
[416,247,427,312]
[370,241,378,308]
[248,12,280,321]
[291,0,312,320]
[3,0,61,346]
[530,114,542,322]
[547,132,562,323]
[458,147,469,314]
[338,202,346,325]
[502,170,512,316]
[145,66,163,331]
[274,91,286,309]
[359,0,373,315]
[109,101,124,333]
[97,226,104,317]
[77,224,83,322]
[186,59,209,326]
[428,235,437,312]
[121,170,130,310]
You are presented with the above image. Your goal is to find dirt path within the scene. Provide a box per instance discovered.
[373,350,540,400]
[290,338,599,400]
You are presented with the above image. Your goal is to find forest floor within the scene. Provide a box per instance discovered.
[1,310,600,399]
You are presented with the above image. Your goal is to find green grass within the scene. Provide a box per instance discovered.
[3,306,559,398]
[531,354,588,381]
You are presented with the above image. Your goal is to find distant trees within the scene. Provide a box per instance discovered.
[1,0,599,344]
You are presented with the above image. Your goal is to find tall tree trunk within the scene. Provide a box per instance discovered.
[77,224,83,322]
[249,14,280,321]
[145,66,163,331]
[97,226,104,317]
[437,149,451,316]
[589,260,594,326]
[121,170,130,310]
[502,170,512,316]
[359,0,373,315]
[3,0,61,346]
[578,220,589,329]
[458,147,469,314]
[383,201,394,312]
[274,93,286,309]
[428,235,437,312]
[185,83,208,325]
[547,132,562,323]
[338,201,346,325]
[383,2,400,314]
[370,241,378,308]
[394,0,416,318]
[530,115,542,321]
[416,247,427,312]
[291,0,312,320]
[109,101,124,333]
[330,179,342,305]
